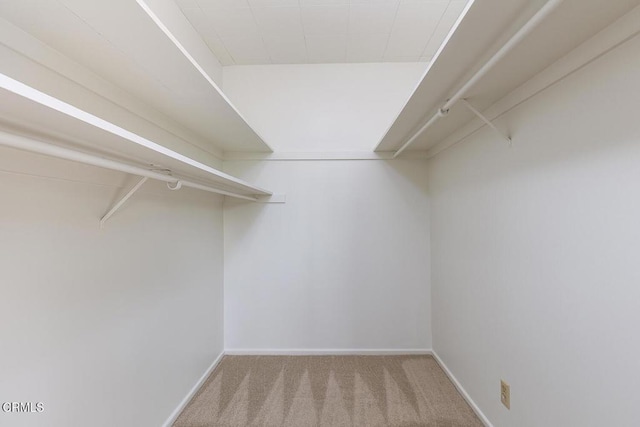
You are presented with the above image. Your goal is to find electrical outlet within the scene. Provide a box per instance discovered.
[500,380,510,409]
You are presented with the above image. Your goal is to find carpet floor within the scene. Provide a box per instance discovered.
[173,355,483,426]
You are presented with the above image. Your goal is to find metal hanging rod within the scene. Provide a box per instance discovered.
[0,130,258,202]
[393,0,564,158]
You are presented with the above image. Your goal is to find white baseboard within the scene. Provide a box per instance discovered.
[432,351,494,427]
[162,351,225,427]
[224,348,433,356]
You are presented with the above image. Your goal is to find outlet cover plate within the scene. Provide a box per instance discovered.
[501,380,510,409]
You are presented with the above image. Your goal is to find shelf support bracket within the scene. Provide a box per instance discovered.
[461,99,512,145]
[100,176,148,227]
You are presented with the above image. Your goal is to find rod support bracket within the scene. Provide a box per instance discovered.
[100,176,149,228]
[461,99,512,145]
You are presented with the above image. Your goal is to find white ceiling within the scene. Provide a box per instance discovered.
[176,0,469,65]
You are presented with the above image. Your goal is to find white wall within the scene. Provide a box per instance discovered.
[223,63,426,152]
[224,159,431,351]
[427,33,640,426]
[222,61,431,352]
[0,148,224,427]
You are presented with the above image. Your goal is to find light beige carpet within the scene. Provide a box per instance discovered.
[173,355,483,426]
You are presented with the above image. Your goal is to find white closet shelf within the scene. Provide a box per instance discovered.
[376,0,639,155]
[0,78,272,200]
[0,1,272,155]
